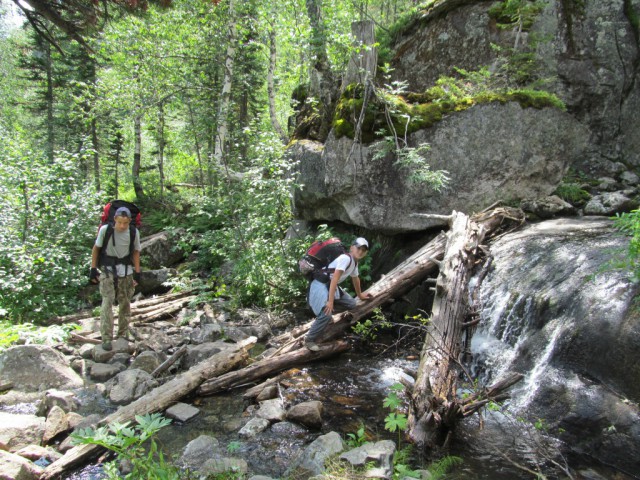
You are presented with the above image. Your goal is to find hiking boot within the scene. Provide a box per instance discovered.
[305,339,320,352]
[101,341,112,351]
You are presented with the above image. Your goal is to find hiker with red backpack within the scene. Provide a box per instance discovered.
[89,201,142,351]
[304,237,373,351]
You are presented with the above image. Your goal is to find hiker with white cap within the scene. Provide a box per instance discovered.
[90,205,141,350]
[304,237,374,351]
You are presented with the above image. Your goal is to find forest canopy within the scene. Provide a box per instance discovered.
[0,0,422,322]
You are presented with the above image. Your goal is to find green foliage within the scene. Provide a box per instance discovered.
[488,0,548,31]
[71,413,186,480]
[614,209,640,280]
[352,308,391,341]
[0,132,101,322]
[427,455,464,480]
[0,321,80,353]
[554,182,591,205]
[345,424,367,448]
[383,383,409,448]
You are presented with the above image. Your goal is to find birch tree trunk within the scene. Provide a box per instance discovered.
[268,25,288,145]
[213,0,242,182]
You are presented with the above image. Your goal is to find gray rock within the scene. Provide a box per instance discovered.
[130,351,164,373]
[286,401,323,429]
[89,363,125,382]
[0,412,45,453]
[521,195,577,219]
[140,229,186,269]
[256,398,286,423]
[165,402,200,423]
[0,345,83,392]
[285,431,345,477]
[238,417,270,439]
[583,190,639,215]
[106,369,158,405]
[339,440,396,479]
[0,449,43,480]
[36,389,79,417]
[178,434,219,471]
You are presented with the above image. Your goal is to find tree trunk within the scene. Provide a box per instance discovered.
[45,41,54,163]
[267,25,288,145]
[342,20,377,90]
[41,338,257,480]
[157,101,165,198]
[91,118,100,192]
[213,0,242,182]
[407,208,525,449]
[132,114,144,199]
[198,340,350,396]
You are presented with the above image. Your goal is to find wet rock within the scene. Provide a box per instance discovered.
[339,440,396,479]
[255,385,278,402]
[189,323,223,344]
[106,369,158,405]
[286,400,323,430]
[181,341,236,369]
[0,412,45,453]
[0,449,43,480]
[36,389,79,417]
[130,350,164,373]
[201,457,248,476]
[583,190,639,215]
[92,346,116,363]
[42,406,68,444]
[285,431,345,477]
[596,176,620,192]
[238,418,270,439]
[178,434,219,471]
[256,398,286,422]
[14,444,62,463]
[108,353,132,367]
[165,402,200,423]
[89,363,126,382]
[0,345,83,392]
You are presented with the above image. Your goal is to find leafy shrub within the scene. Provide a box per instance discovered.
[614,209,640,280]
[0,133,101,322]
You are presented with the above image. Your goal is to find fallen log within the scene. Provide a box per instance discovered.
[197,340,350,396]
[151,344,188,378]
[41,337,256,480]
[407,208,525,449]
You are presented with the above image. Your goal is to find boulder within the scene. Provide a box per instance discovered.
[0,412,45,453]
[0,346,83,392]
[292,103,588,233]
[0,449,43,480]
[105,369,158,405]
[140,229,186,269]
[285,401,323,429]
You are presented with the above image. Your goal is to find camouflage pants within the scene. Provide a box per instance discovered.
[99,273,135,342]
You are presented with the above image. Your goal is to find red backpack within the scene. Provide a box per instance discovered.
[100,200,141,230]
[298,237,352,283]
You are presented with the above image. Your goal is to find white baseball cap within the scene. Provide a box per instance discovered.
[352,237,369,249]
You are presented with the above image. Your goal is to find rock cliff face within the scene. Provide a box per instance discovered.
[289,0,640,233]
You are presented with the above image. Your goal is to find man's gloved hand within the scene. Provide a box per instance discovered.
[89,267,100,284]
[133,271,141,283]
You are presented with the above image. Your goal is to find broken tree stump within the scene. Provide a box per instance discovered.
[407,208,525,449]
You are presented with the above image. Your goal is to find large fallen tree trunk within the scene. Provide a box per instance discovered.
[197,340,350,396]
[407,208,525,449]
[41,337,256,480]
